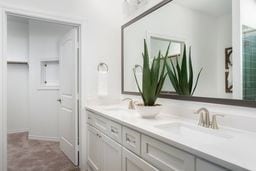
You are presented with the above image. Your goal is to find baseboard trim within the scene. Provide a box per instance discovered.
[29,135,60,142]
[8,129,29,134]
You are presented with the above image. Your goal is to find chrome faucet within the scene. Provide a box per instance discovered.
[194,108,211,128]
[122,98,136,110]
[194,108,224,129]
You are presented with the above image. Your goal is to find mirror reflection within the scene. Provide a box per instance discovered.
[123,0,256,102]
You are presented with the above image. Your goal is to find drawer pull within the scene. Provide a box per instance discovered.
[111,128,118,134]
[96,133,101,138]
[126,137,136,144]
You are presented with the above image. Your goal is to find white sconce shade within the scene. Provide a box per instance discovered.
[122,0,149,16]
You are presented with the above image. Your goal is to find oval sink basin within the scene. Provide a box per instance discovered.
[155,122,234,144]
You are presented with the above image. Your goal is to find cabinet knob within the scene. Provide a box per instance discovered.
[111,128,118,134]
[126,137,136,144]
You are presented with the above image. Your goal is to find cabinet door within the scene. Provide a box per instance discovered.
[196,159,228,171]
[122,148,160,171]
[101,134,122,171]
[88,126,102,171]
[141,135,195,171]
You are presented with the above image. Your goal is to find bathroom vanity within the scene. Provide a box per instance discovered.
[86,105,254,171]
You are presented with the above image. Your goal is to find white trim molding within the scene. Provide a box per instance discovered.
[7,129,29,134]
[28,135,60,142]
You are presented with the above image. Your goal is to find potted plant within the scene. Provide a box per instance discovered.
[133,39,169,118]
[165,45,202,96]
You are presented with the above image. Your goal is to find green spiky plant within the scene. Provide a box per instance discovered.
[133,39,169,106]
[166,45,202,96]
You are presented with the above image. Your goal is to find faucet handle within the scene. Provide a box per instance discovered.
[194,111,204,126]
[122,98,135,110]
[210,114,224,130]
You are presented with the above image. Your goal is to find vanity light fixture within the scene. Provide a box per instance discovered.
[122,0,149,16]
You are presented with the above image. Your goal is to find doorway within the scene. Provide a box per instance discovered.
[5,12,81,170]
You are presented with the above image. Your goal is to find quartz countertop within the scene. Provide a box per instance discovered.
[86,104,256,171]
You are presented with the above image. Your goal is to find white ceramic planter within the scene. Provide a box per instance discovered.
[135,104,163,119]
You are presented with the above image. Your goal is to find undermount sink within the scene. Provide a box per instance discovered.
[155,122,234,144]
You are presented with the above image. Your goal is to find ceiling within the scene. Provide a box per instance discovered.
[173,0,232,17]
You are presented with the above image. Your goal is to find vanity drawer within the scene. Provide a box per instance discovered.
[87,111,95,126]
[142,135,195,171]
[93,114,108,135]
[108,120,122,144]
[122,127,141,155]
[196,159,228,171]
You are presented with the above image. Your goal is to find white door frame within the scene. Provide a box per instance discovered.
[0,7,85,171]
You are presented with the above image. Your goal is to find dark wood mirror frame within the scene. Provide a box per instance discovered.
[121,0,256,108]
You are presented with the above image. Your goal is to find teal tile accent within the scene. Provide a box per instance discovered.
[243,27,256,100]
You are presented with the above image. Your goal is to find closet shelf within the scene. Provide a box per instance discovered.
[7,60,28,64]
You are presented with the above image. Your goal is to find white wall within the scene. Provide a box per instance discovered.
[7,16,29,61]
[28,20,72,140]
[83,0,123,99]
[7,64,29,133]
[0,0,86,19]
[7,17,29,133]
[216,14,233,99]
[241,0,256,29]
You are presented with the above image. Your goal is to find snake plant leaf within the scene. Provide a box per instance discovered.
[142,40,151,105]
[188,47,193,93]
[133,39,169,106]
[166,44,202,96]
[133,67,144,100]
[176,55,181,85]
[166,62,180,93]
[192,68,203,95]
[151,52,161,96]
[156,73,167,98]
[170,57,181,93]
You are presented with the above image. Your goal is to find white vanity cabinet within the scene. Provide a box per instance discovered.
[86,110,236,171]
[87,125,122,171]
[122,147,159,171]
[141,135,195,171]
[101,133,122,171]
[87,125,102,171]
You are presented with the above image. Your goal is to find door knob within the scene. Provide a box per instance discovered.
[57,99,62,103]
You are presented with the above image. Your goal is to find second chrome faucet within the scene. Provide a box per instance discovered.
[194,108,224,129]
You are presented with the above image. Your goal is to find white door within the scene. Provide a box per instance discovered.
[101,134,122,171]
[59,28,79,165]
[87,126,102,171]
[122,148,159,171]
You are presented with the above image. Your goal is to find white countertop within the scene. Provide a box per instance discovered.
[86,104,256,171]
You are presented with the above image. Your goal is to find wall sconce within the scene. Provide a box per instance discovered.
[122,0,149,16]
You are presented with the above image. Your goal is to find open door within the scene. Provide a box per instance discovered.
[59,28,79,165]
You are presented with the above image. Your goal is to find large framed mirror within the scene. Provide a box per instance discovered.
[122,0,256,107]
